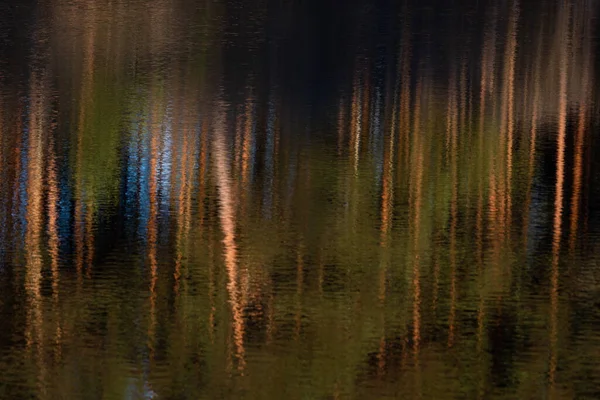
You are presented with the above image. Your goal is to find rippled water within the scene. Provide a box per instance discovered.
[0,0,599,398]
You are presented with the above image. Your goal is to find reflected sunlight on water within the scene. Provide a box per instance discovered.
[0,0,599,398]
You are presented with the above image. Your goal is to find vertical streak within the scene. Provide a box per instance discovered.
[377,71,398,378]
[25,71,46,398]
[569,18,591,252]
[504,0,519,234]
[411,79,423,360]
[549,4,570,395]
[476,11,497,394]
[350,72,362,174]
[242,96,253,187]
[568,104,585,251]
[174,133,189,295]
[47,134,62,361]
[213,101,245,372]
[147,98,160,364]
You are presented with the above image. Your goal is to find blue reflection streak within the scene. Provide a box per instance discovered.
[137,121,150,241]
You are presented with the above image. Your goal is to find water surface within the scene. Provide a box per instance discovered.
[0,0,599,398]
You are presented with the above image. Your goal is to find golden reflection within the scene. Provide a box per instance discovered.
[350,72,362,174]
[411,79,423,358]
[380,106,395,245]
[476,23,487,354]
[242,95,254,187]
[234,111,243,179]
[569,23,592,252]
[568,96,586,253]
[213,100,246,372]
[147,92,161,363]
[376,72,399,378]
[25,70,47,398]
[503,1,519,233]
[46,135,62,361]
[550,3,570,395]
[174,129,193,295]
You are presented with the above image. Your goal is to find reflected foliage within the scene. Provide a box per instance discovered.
[0,0,599,399]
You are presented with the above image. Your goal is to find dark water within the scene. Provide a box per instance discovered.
[0,0,599,398]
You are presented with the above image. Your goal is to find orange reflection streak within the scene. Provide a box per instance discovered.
[376,80,398,378]
[550,4,570,394]
[198,119,209,230]
[569,104,585,251]
[379,88,396,303]
[242,96,253,187]
[213,102,245,372]
[174,132,188,295]
[485,6,499,262]
[234,112,243,178]
[147,97,160,362]
[479,4,496,238]
[350,72,362,174]
[25,71,46,397]
[504,1,519,233]
[569,35,591,252]
[411,79,423,358]
[380,105,395,245]
[46,134,62,361]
